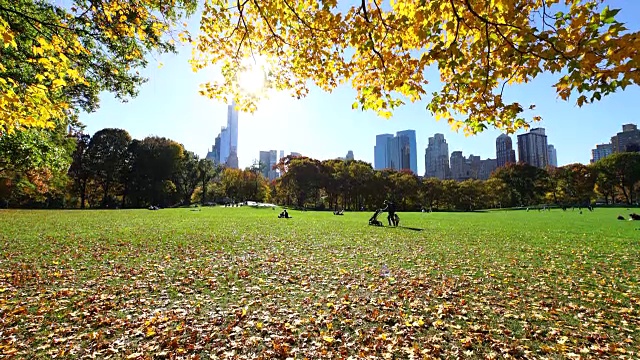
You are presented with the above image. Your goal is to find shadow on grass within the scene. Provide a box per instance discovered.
[379,226,424,231]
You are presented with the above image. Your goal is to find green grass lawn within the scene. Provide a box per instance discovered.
[1,207,639,358]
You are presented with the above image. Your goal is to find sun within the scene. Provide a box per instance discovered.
[237,58,268,95]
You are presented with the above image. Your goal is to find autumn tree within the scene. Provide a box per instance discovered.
[194,0,640,134]
[279,156,323,208]
[420,177,444,211]
[0,0,197,135]
[491,163,549,206]
[483,177,509,208]
[319,159,344,210]
[557,163,596,205]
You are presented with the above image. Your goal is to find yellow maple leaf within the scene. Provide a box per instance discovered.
[52,78,67,87]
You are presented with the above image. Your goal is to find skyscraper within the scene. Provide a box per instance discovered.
[387,135,409,170]
[424,133,450,179]
[495,134,516,167]
[396,130,418,174]
[259,150,279,180]
[373,131,417,173]
[205,101,240,168]
[219,127,230,163]
[449,151,466,180]
[259,151,271,178]
[591,143,613,163]
[205,134,221,163]
[479,159,498,180]
[517,128,549,168]
[374,134,393,170]
[346,150,354,161]
[227,102,239,156]
[450,151,496,181]
[547,144,557,167]
[611,123,640,152]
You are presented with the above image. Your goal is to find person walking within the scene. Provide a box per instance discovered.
[381,200,397,226]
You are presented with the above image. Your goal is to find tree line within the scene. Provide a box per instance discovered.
[270,153,640,211]
[2,126,640,210]
[0,127,272,208]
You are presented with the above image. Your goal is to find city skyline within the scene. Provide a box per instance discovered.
[189,104,637,173]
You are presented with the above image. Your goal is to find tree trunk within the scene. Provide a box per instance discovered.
[80,179,87,209]
[621,184,630,204]
[102,180,110,208]
[121,188,127,208]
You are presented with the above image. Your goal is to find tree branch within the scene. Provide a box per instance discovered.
[462,0,572,61]
[484,21,491,95]
[250,0,291,48]
[360,0,370,23]
[281,0,332,32]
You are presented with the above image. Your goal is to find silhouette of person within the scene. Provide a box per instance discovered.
[381,200,397,226]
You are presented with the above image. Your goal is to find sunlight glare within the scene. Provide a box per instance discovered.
[237,58,267,95]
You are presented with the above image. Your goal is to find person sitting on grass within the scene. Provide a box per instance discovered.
[278,209,292,219]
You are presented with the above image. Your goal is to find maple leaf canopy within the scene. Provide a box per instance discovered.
[192,0,640,134]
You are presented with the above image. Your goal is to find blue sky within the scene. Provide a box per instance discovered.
[81,0,640,175]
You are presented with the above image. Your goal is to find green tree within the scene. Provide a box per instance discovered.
[197,158,217,205]
[594,152,640,205]
[175,151,200,206]
[0,123,75,207]
[124,136,184,207]
[440,180,460,210]
[67,132,91,208]
[86,128,131,208]
[279,157,322,208]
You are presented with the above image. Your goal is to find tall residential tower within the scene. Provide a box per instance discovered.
[206,101,240,168]
[517,128,549,168]
[424,133,450,179]
[495,134,516,167]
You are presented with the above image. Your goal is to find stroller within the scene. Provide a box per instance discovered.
[368,209,384,226]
